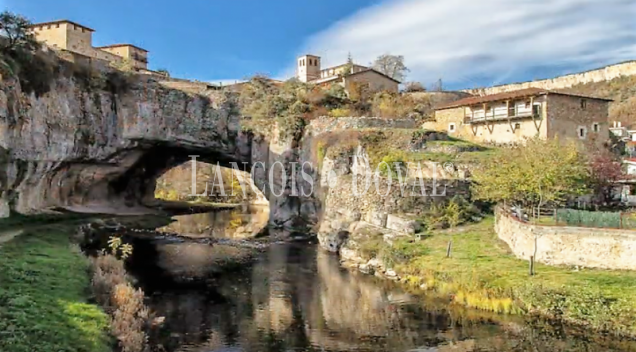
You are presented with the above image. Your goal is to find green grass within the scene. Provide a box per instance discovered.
[0,212,95,230]
[0,224,112,352]
[425,139,479,148]
[363,217,636,335]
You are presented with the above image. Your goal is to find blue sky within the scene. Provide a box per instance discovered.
[4,0,636,90]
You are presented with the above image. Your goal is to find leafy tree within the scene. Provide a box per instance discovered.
[372,54,409,82]
[587,147,625,204]
[471,137,590,214]
[0,11,39,53]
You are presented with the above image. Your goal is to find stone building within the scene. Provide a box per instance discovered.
[28,19,150,71]
[296,54,399,93]
[424,88,612,145]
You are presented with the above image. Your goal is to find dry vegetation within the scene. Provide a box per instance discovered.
[313,128,493,175]
[90,254,150,352]
[236,76,434,141]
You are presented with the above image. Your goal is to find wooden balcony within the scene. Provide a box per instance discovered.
[464,104,542,124]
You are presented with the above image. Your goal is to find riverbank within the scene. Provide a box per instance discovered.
[343,217,636,337]
[0,221,112,352]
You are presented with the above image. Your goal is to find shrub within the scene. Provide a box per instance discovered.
[421,196,474,230]
[378,150,407,178]
[403,81,426,92]
[370,91,429,119]
[90,254,149,352]
[110,284,149,352]
[329,107,351,117]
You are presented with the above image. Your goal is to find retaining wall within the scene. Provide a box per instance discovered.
[495,207,636,270]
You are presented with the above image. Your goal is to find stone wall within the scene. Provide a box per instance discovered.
[464,61,636,96]
[546,94,610,146]
[343,70,399,93]
[495,208,636,270]
[307,116,416,137]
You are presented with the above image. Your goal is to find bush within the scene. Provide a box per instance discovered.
[371,91,429,119]
[90,254,149,352]
[329,107,351,117]
[421,196,475,230]
[403,81,426,92]
[378,150,407,178]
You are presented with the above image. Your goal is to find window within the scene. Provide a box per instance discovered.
[593,123,599,132]
[448,123,456,133]
[580,99,587,109]
[578,126,587,139]
[56,24,60,28]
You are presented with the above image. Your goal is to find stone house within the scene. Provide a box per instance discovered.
[28,19,155,74]
[424,88,612,145]
[296,54,399,93]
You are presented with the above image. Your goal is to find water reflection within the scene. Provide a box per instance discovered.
[157,205,269,239]
[128,210,636,352]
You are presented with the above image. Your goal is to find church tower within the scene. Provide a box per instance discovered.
[296,54,321,82]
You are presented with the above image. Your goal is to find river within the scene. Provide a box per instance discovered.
[118,206,636,352]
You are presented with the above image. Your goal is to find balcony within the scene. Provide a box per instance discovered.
[464,105,542,124]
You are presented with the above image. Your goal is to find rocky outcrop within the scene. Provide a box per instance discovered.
[314,142,468,252]
[0,63,318,232]
[0,68,252,213]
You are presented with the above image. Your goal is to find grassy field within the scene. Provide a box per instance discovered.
[359,217,636,335]
[0,223,111,352]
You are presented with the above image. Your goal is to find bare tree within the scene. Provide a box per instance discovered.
[372,54,409,82]
[0,11,39,53]
[403,81,426,92]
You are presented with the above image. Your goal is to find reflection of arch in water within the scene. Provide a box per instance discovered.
[157,205,270,239]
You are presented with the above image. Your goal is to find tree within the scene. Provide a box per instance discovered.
[430,78,443,92]
[403,81,426,92]
[587,147,625,205]
[156,68,170,78]
[339,52,354,78]
[372,54,409,82]
[0,11,39,53]
[471,137,590,215]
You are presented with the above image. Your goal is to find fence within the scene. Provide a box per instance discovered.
[507,206,636,230]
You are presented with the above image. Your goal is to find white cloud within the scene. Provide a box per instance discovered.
[284,0,636,89]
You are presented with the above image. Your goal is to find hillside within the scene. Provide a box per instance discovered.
[556,75,636,126]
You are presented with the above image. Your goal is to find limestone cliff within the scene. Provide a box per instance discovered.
[0,60,318,232]
[0,51,268,214]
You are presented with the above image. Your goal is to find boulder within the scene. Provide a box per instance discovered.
[386,214,420,235]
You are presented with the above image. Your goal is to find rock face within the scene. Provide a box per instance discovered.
[0,60,465,239]
[0,71,247,212]
[314,142,469,252]
[0,66,321,232]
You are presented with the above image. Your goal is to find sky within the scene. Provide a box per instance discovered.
[4,0,636,90]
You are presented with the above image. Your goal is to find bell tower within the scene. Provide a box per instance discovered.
[297,54,321,82]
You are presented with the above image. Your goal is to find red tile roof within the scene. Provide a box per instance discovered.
[435,88,612,110]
